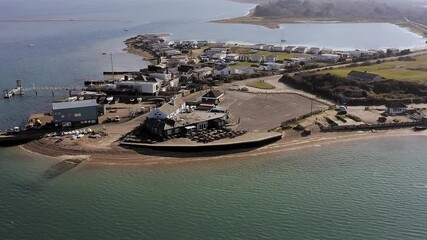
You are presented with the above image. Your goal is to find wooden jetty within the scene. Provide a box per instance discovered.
[3,79,84,99]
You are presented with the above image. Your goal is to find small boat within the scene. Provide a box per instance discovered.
[124,29,129,32]
[413,126,427,131]
[106,96,114,102]
[280,29,286,43]
[28,43,34,47]
[4,91,13,99]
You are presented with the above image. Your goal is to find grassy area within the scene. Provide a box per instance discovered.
[322,54,427,82]
[247,81,276,89]
[231,62,259,68]
[257,51,295,61]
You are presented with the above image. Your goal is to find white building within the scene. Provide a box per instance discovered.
[265,55,278,62]
[238,55,251,62]
[386,102,408,115]
[261,45,274,51]
[294,46,308,53]
[308,47,321,55]
[116,80,161,95]
[253,44,266,50]
[272,45,285,52]
[312,54,341,63]
[260,62,286,71]
[320,48,333,54]
[213,67,233,77]
[149,72,172,81]
[285,46,296,53]
[147,98,186,120]
[232,66,255,75]
[212,53,227,60]
[225,54,239,61]
[169,55,189,65]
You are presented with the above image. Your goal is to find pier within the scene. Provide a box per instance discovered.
[3,80,84,99]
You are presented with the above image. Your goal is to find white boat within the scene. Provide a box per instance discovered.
[106,96,114,102]
[281,29,286,43]
[4,92,13,98]
[67,96,78,102]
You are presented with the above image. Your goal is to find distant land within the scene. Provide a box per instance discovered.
[218,0,427,35]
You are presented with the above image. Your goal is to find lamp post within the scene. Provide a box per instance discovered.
[110,53,114,81]
[103,52,115,81]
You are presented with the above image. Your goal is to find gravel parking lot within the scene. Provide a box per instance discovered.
[222,91,328,131]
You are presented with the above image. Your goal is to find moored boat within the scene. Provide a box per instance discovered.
[4,90,13,99]
[413,126,427,131]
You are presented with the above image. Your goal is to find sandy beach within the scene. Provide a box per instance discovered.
[20,126,427,167]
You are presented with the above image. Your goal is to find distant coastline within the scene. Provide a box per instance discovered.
[213,3,427,37]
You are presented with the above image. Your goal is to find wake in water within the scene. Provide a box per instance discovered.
[413,183,427,189]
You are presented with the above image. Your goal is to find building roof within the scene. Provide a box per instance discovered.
[202,90,223,99]
[215,65,228,71]
[348,71,381,81]
[386,102,407,108]
[193,67,213,73]
[157,98,185,116]
[52,99,97,111]
[165,111,227,129]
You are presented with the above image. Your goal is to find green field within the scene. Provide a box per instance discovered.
[257,51,296,60]
[322,55,427,82]
[231,61,259,68]
[247,81,276,89]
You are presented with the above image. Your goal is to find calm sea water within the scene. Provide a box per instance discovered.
[1,1,427,238]
[1,137,427,239]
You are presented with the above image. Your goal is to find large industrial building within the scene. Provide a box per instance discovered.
[52,99,100,127]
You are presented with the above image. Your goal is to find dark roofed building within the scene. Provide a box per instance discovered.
[386,102,408,115]
[202,90,224,105]
[144,110,227,138]
[347,71,383,83]
[52,99,100,127]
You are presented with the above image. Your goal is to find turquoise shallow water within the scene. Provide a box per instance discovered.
[1,137,427,239]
